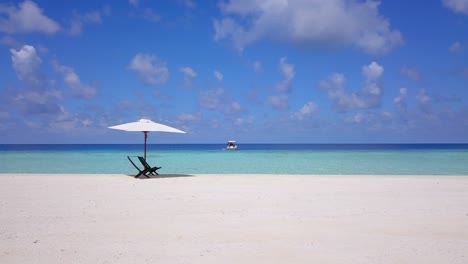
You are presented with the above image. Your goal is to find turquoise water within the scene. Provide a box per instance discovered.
[0,144,467,175]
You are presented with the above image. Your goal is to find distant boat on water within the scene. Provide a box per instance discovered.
[226,141,237,150]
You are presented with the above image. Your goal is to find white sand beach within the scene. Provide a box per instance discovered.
[1,174,467,264]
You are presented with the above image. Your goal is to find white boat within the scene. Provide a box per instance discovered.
[226,140,237,150]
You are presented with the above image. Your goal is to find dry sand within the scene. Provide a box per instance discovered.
[1,173,467,263]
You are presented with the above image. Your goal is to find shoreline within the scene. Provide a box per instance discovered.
[1,174,468,263]
[2,173,468,176]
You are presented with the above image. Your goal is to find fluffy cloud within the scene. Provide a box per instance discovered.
[449,41,464,53]
[44,106,91,131]
[0,0,61,34]
[344,111,391,128]
[1,35,21,47]
[234,116,254,126]
[134,8,161,22]
[443,0,468,15]
[394,88,408,106]
[344,112,370,124]
[265,94,289,110]
[12,89,62,115]
[320,61,384,112]
[52,61,97,99]
[417,89,431,115]
[70,7,110,36]
[10,45,43,85]
[291,101,318,120]
[199,88,243,114]
[199,88,225,109]
[400,66,422,81]
[129,0,139,7]
[8,45,65,116]
[214,70,223,81]
[180,67,197,86]
[275,57,295,92]
[177,113,201,122]
[128,0,161,22]
[214,0,403,55]
[182,0,196,8]
[394,87,408,113]
[129,53,169,85]
[253,60,262,73]
[225,101,242,114]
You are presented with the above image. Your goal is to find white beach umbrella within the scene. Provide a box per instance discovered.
[109,118,185,159]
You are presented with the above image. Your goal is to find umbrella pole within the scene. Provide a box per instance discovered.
[144,131,148,160]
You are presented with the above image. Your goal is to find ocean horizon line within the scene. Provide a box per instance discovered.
[1,143,468,145]
[2,143,468,153]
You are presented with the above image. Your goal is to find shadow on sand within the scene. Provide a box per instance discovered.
[125,174,194,179]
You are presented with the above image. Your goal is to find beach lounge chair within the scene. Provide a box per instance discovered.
[137,156,161,176]
[127,156,160,178]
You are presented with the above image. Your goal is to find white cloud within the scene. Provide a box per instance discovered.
[394,87,408,113]
[449,41,464,53]
[213,18,249,50]
[129,53,169,85]
[382,111,392,119]
[400,66,422,81]
[180,67,196,78]
[8,44,66,116]
[0,0,61,34]
[342,112,392,132]
[129,1,161,23]
[253,60,262,73]
[275,57,295,92]
[320,73,345,98]
[137,8,161,22]
[10,45,43,85]
[52,61,97,99]
[320,61,384,112]
[199,88,242,114]
[225,101,243,114]
[417,89,431,115]
[363,61,384,80]
[70,8,109,36]
[234,116,254,126]
[214,0,403,55]
[234,118,245,126]
[47,106,78,130]
[344,112,367,124]
[13,89,62,115]
[443,0,468,15]
[265,94,289,109]
[182,0,196,8]
[394,87,408,105]
[129,0,139,7]
[199,88,225,109]
[1,35,21,47]
[291,101,318,120]
[178,113,200,122]
[214,70,223,81]
[180,67,197,86]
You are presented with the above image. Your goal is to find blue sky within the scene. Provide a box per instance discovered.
[1,0,467,144]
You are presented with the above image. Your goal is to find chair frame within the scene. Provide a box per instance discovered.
[127,156,160,178]
[137,156,161,176]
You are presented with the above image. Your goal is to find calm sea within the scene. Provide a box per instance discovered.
[0,144,467,175]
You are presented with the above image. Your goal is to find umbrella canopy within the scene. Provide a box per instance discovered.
[109,119,185,159]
